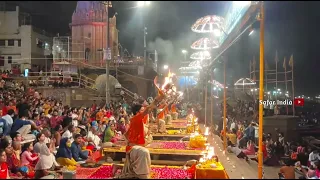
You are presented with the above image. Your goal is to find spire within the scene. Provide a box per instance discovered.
[75,1,107,12]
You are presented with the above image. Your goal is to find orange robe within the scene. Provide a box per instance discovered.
[164,107,169,116]
[157,111,165,120]
[142,114,149,124]
[157,104,166,120]
[171,104,176,113]
[125,112,145,152]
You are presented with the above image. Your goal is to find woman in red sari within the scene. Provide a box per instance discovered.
[0,149,9,179]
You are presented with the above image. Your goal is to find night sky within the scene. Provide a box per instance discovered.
[7,1,320,96]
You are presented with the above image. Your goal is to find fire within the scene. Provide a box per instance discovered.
[161,70,175,90]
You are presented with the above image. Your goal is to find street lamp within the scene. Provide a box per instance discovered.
[213,28,222,37]
[249,29,254,36]
[181,49,188,62]
[163,65,169,70]
[137,1,150,7]
[233,1,251,7]
[136,1,150,66]
[181,49,188,93]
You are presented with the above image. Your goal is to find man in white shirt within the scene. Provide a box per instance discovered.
[87,126,101,149]
[46,109,52,119]
[2,109,14,132]
[309,150,320,167]
[229,120,236,131]
[71,108,79,127]
[62,125,75,143]
[227,141,249,161]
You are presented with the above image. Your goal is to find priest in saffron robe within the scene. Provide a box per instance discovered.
[171,103,177,113]
[157,103,166,121]
[115,97,162,179]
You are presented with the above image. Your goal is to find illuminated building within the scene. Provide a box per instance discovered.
[69,1,119,66]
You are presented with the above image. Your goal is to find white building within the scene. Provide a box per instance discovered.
[0,6,53,72]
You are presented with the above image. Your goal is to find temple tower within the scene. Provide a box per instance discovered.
[70,1,118,66]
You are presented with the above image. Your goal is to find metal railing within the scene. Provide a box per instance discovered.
[16,71,140,99]
[52,58,147,69]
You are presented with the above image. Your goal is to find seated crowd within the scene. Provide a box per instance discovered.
[215,99,320,179]
[0,83,137,179]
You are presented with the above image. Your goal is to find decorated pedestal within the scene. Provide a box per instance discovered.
[195,161,229,179]
[171,112,179,120]
[194,147,229,179]
[189,134,207,149]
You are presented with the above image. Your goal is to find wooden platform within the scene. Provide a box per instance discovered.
[171,119,187,123]
[152,133,189,141]
[102,146,203,156]
[166,125,186,129]
[150,124,187,129]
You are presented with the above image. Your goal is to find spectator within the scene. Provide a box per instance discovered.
[2,109,15,133]
[70,134,89,162]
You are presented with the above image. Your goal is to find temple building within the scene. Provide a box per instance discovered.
[69,1,118,66]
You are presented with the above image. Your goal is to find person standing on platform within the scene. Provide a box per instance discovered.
[115,96,164,179]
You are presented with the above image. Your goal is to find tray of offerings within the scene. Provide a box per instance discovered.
[82,164,193,179]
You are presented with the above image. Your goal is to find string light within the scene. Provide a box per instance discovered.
[191,15,225,33]
[190,51,211,60]
[191,37,219,50]
[234,77,256,86]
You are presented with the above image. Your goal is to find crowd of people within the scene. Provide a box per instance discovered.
[0,74,180,179]
[0,76,149,179]
[3,74,320,179]
[214,98,320,179]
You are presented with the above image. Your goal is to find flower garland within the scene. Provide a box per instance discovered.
[197,158,222,169]
[189,134,207,149]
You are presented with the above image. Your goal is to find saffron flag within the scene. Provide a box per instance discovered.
[289,54,293,67]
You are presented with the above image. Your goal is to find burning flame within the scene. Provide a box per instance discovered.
[161,70,175,90]
[207,147,215,159]
[204,127,209,136]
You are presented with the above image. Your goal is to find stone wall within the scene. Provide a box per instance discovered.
[36,87,122,107]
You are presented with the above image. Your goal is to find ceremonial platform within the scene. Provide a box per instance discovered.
[102,140,204,161]
[76,163,228,179]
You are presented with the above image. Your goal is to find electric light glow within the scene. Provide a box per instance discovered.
[191,15,225,33]
[191,38,219,50]
[190,51,211,60]
[208,80,224,88]
[234,78,256,86]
